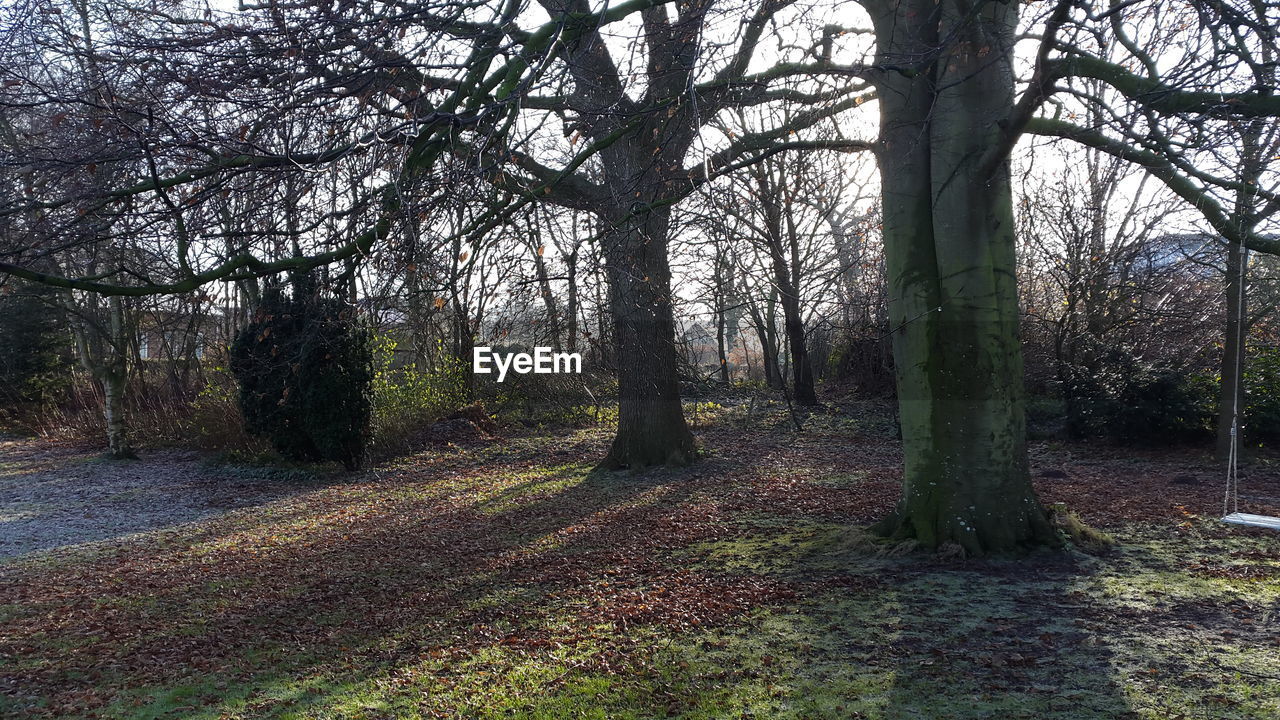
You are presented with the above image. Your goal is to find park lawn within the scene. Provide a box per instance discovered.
[1,416,1278,720]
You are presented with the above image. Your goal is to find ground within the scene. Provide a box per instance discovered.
[0,438,322,561]
[1,404,1278,720]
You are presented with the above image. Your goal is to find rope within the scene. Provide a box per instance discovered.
[1224,244,1248,518]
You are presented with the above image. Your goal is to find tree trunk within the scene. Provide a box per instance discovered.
[714,248,733,384]
[102,362,131,459]
[869,0,1056,553]
[591,236,611,368]
[756,169,818,404]
[755,318,781,387]
[769,248,818,405]
[531,233,563,352]
[451,299,476,398]
[746,291,782,388]
[565,248,580,354]
[598,205,697,468]
[1217,238,1246,461]
[716,297,730,384]
[1216,120,1262,461]
[72,294,136,459]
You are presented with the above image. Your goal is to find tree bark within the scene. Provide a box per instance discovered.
[1217,238,1247,460]
[565,247,580,354]
[598,203,697,469]
[1216,120,1263,461]
[869,0,1056,553]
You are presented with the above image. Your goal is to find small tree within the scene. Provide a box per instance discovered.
[230,276,372,469]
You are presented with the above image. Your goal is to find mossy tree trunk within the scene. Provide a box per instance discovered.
[868,0,1057,553]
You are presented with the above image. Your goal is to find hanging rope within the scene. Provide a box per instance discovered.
[1224,243,1248,519]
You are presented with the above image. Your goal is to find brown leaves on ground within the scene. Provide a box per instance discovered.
[0,424,1277,717]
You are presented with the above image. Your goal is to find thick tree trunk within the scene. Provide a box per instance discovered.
[598,205,697,469]
[1216,122,1261,461]
[869,0,1056,553]
[537,0,702,468]
[1217,239,1247,461]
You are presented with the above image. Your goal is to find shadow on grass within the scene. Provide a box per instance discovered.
[613,518,1136,719]
[0,443,710,718]
[636,516,1280,719]
[3,429,1278,720]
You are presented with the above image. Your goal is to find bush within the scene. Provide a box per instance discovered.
[1244,346,1280,444]
[370,337,470,453]
[826,330,895,395]
[478,362,613,426]
[187,367,267,453]
[230,276,372,469]
[1065,350,1213,445]
[1110,368,1214,444]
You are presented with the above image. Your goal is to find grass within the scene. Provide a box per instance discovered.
[1,423,1278,719]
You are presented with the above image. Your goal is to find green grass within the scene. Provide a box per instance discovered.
[2,426,1278,720]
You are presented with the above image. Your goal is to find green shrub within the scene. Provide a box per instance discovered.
[1065,350,1213,445]
[1244,345,1280,444]
[370,337,470,453]
[187,367,267,453]
[1111,368,1214,444]
[229,276,372,469]
[478,364,613,426]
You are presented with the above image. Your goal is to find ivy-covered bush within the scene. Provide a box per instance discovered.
[1064,350,1213,445]
[230,276,372,469]
[1244,346,1280,444]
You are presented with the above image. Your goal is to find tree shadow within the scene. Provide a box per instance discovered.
[5,429,1274,719]
[629,520,1143,719]
[0,442,709,717]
